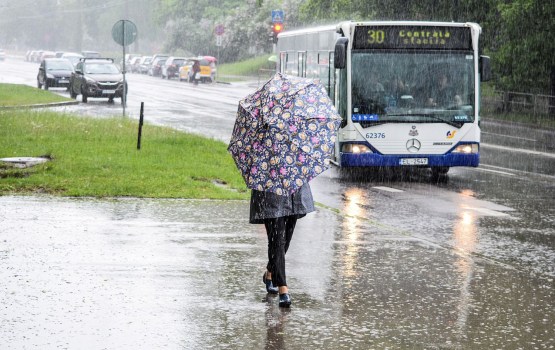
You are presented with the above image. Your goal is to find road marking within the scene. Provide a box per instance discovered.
[481,143,555,159]
[473,167,516,176]
[478,164,555,180]
[372,186,404,193]
[481,132,537,142]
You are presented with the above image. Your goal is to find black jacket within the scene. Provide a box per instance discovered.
[249,183,315,224]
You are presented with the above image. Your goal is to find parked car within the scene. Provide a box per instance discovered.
[0,49,5,61]
[179,57,213,83]
[68,58,126,103]
[61,52,84,67]
[81,51,101,58]
[148,54,169,75]
[31,50,43,62]
[128,56,142,73]
[37,58,74,90]
[39,51,56,62]
[148,57,166,77]
[161,56,186,79]
[138,56,152,74]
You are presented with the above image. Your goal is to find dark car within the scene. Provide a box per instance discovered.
[68,58,126,103]
[37,58,74,90]
[161,57,186,79]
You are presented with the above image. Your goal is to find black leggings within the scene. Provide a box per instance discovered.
[264,215,298,287]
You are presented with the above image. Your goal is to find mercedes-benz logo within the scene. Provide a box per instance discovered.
[406,138,421,153]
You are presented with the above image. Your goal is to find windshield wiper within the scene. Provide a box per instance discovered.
[385,113,465,128]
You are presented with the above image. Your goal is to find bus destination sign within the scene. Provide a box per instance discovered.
[353,26,472,50]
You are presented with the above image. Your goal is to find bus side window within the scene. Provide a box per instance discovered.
[336,66,348,127]
[298,52,306,77]
[328,52,336,102]
[306,52,318,79]
[279,52,287,74]
[285,53,296,75]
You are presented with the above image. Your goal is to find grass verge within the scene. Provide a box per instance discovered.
[0,83,73,106]
[0,110,249,199]
[217,54,275,82]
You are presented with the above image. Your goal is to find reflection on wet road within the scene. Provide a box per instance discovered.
[1,196,553,349]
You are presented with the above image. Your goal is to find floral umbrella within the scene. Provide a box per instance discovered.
[228,73,342,195]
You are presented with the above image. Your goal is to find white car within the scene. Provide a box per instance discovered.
[61,52,85,67]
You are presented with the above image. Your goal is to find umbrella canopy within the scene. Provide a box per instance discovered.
[228,73,342,195]
[203,56,217,62]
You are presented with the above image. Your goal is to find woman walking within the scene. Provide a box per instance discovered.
[250,182,315,308]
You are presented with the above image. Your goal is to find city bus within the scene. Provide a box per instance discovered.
[276,21,491,176]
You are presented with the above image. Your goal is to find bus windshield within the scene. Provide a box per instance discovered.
[351,51,475,126]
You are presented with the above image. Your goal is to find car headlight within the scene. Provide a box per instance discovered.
[342,143,373,154]
[85,76,96,83]
[452,144,479,154]
[46,73,55,79]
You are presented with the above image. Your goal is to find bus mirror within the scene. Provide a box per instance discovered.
[480,55,492,82]
[334,37,349,69]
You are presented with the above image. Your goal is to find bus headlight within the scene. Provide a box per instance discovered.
[342,144,373,154]
[452,144,479,154]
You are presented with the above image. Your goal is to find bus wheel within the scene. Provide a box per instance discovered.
[431,167,449,180]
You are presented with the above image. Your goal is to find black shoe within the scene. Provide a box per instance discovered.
[279,293,291,308]
[263,273,278,294]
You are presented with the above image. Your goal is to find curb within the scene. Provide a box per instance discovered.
[0,100,79,110]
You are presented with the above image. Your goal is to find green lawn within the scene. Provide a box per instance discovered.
[217,55,275,82]
[0,83,73,106]
[0,110,249,199]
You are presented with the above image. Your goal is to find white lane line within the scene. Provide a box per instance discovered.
[481,143,555,159]
[481,132,537,142]
[474,167,516,176]
[373,186,405,193]
[477,163,555,180]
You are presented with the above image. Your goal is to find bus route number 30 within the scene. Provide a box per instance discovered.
[367,30,385,44]
[366,132,385,139]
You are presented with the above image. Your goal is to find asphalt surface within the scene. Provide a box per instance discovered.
[1,182,553,349]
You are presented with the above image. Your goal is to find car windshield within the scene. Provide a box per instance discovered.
[173,59,185,66]
[351,51,475,125]
[47,61,73,71]
[85,63,120,74]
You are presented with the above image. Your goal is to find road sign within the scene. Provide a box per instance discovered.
[216,35,222,47]
[215,24,225,36]
[111,20,138,47]
[271,10,284,23]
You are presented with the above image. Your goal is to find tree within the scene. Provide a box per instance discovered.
[494,0,555,95]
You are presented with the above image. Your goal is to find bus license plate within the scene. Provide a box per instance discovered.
[400,158,428,165]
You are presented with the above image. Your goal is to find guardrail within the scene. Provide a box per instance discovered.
[482,91,555,116]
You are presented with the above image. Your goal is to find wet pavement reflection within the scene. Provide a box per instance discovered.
[1,196,553,349]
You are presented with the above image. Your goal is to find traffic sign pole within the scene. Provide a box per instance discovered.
[112,20,137,116]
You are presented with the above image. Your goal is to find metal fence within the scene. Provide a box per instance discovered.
[482,91,555,116]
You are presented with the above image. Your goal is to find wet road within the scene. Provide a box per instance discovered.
[1,194,553,349]
[1,57,555,349]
